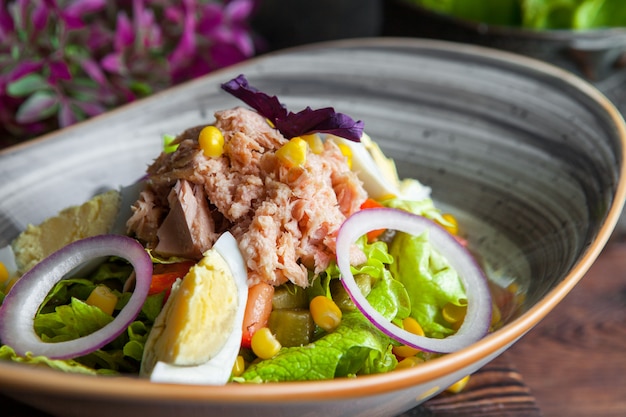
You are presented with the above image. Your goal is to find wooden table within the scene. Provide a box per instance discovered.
[4,239,625,416]
[504,238,626,417]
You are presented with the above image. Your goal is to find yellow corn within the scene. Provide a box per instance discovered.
[276,136,308,167]
[392,317,425,358]
[251,327,282,359]
[402,317,425,336]
[335,141,352,169]
[85,285,118,316]
[446,375,470,393]
[440,213,459,235]
[395,356,424,370]
[442,302,467,324]
[392,344,420,359]
[232,355,246,377]
[0,261,9,285]
[301,134,324,154]
[198,125,225,158]
[310,295,342,332]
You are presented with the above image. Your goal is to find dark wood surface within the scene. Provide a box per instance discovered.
[505,238,626,417]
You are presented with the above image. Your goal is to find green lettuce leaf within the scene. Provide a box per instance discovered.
[573,0,625,28]
[236,312,396,382]
[35,297,114,342]
[411,0,626,29]
[383,197,450,227]
[0,345,114,375]
[389,231,467,337]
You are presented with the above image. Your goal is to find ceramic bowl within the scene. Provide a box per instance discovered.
[0,38,625,417]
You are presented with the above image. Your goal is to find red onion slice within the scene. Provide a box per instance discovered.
[336,208,492,353]
[0,235,152,359]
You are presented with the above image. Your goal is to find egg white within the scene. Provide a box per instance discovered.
[144,232,249,385]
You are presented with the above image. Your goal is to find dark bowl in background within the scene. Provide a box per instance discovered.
[382,0,626,82]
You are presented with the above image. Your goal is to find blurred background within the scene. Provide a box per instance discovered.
[4,0,626,148]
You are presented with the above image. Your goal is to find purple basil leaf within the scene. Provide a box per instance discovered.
[221,75,363,141]
[278,108,364,142]
[221,74,288,125]
[274,107,335,139]
[301,112,365,142]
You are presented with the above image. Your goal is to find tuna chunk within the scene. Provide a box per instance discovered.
[127,107,367,287]
[153,180,218,259]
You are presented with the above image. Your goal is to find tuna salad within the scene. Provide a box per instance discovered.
[0,75,523,386]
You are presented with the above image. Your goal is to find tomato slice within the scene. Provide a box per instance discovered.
[359,198,386,242]
[241,282,274,349]
[148,261,196,301]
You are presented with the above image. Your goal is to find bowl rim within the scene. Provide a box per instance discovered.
[1,37,626,404]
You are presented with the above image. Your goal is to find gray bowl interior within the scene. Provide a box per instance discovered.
[0,39,623,322]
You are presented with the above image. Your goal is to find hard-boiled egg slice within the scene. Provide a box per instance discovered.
[141,232,248,385]
[332,133,431,201]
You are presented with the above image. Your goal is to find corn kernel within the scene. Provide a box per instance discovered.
[232,355,246,377]
[334,141,352,169]
[251,327,282,359]
[85,285,118,316]
[446,375,470,393]
[301,134,324,154]
[393,317,425,358]
[393,344,420,359]
[198,125,224,158]
[395,356,424,370]
[276,137,308,167]
[442,302,467,324]
[402,317,425,336]
[0,261,9,284]
[439,213,459,235]
[310,295,342,332]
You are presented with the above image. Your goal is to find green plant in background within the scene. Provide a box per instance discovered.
[0,0,259,146]
[410,0,625,30]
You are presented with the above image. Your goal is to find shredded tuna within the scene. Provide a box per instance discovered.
[127,107,367,287]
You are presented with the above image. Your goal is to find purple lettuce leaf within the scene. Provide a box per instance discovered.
[221,74,363,142]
